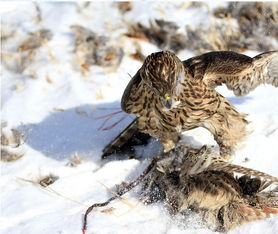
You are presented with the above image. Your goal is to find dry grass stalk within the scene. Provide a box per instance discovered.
[17,177,88,207]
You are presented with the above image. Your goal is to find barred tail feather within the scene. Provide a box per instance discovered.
[102,119,138,158]
[221,164,278,184]
[210,162,278,183]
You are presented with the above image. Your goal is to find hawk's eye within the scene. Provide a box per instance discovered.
[164,93,171,101]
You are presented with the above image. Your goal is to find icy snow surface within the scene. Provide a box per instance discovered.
[1,2,278,234]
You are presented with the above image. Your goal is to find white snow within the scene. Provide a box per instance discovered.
[1,2,278,234]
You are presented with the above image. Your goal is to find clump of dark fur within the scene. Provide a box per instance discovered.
[125,19,187,53]
[71,25,123,69]
[212,2,278,52]
[237,175,261,196]
[186,2,278,53]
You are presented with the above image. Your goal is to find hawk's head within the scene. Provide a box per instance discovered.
[140,51,185,109]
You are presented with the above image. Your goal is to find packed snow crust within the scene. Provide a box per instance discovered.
[1,2,278,234]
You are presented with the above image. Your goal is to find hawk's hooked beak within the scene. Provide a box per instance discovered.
[164,93,172,109]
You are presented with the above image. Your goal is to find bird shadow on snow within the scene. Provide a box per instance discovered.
[19,102,135,161]
[19,96,252,162]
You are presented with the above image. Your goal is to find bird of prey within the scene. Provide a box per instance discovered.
[143,145,278,232]
[116,50,278,159]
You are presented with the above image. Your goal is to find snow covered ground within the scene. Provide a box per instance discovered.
[1,2,278,234]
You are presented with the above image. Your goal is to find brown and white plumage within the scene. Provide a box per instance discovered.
[120,50,278,159]
[101,119,151,158]
[184,51,278,96]
[155,145,278,184]
[143,145,278,232]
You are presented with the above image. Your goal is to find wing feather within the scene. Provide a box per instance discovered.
[183,51,278,96]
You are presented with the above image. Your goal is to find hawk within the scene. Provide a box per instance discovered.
[118,50,278,159]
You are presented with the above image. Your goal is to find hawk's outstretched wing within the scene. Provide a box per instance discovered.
[183,50,278,96]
